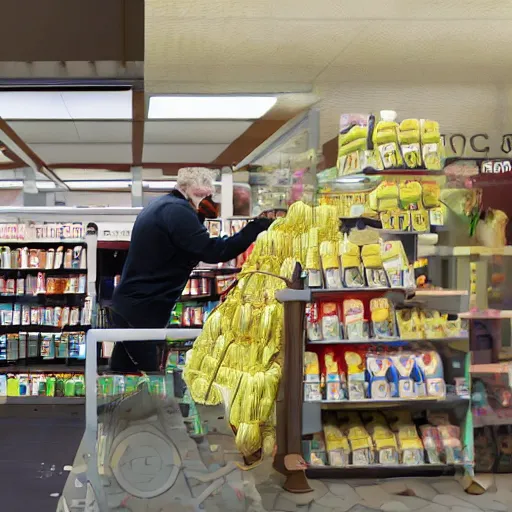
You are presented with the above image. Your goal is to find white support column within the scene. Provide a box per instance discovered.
[22,167,46,206]
[220,166,233,225]
[131,166,143,207]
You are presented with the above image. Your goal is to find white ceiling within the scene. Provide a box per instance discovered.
[145,0,512,157]
[2,0,512,175]
[5,119,252,165]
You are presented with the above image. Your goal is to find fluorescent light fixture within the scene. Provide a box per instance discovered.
[66,180,131,190]
[37,181,57,190]
[0,91,132,120]
[0,180,23,189]
[148,96,277,120]
[335,176,368,183]
[143,181,177,190]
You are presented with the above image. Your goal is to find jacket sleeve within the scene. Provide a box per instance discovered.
[168,204,271,263]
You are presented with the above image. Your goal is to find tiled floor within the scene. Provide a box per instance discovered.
[57,398,512,512]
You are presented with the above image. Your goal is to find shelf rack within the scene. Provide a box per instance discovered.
[274,266,473,492]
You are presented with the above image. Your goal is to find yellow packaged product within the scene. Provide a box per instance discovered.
[411,210,429,232]
[323,424,350,467]
[422,181,441,208]
[386,411,425,465]
[369,181,399,211]
[373,118,404,169]
[399,119,421,169]
[341,414,373,465]
[399,181,423,210]
[363,412,399,464]
[420,119,444,171]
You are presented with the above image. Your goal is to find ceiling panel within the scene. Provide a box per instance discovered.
[74,121,132,143]
[143,120,252,144]
[316,20,512,83]
[142,143,229,163]
[145,19,362,86]
[7,121,80,143]
[29,143,132,164]
[147,0,512,21]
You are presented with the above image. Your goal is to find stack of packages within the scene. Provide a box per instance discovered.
[337,111,444,176]
[184,201,340,459]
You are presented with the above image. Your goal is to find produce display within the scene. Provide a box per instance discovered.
[184,201,341,459]
[304,410,465,467]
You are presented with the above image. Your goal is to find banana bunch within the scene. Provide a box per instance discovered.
[184,201,341,460]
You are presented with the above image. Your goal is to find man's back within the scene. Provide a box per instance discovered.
[112,192,199,328]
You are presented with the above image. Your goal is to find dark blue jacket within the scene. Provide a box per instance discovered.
[111,190,268,328]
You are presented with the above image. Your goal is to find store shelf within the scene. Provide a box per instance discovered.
[361,167,445,176]
[470,362,512,374]
[0,268,87,274]
[306,463,465,480]
[418,245,512,258]
[459,310,512,319]
[0,396,85,405]
[306,337,468,346]
[473,410,512,428]
[276,287,409,303]
[0,240,85,245]
[0,365,84,373]
[0,325,90,332]
[408,289,469,314]
[307,395,469,411]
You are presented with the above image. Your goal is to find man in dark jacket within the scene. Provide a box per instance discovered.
[110,167,271,372]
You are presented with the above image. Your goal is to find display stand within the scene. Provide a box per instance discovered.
[274,278,473,491]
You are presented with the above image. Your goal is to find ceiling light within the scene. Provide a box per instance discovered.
[37,181,57,190]
[0,180,22,189]
[0,91,132,120]
[148,96,277,120]
[143,181,177,190]
[66,180,131,190]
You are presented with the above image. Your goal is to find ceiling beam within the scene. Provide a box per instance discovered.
[0,117,67,188]
[212,118,291,166]
[132,89,145,166]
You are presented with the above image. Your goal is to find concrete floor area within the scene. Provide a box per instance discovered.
[0,405,83,512]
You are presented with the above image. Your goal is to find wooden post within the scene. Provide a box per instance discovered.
[273,263,312,493]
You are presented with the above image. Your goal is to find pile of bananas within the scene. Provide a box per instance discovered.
[184,201,340,458]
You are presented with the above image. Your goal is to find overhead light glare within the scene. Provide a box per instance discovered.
[0,90,132,120]
[148,95,277,120]
[66,180,131,190]
[0,180,23,189]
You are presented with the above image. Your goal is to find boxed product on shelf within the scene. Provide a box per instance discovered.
[303,343,467,402]
[0,245,86,270]
[337,112,444,176]
[170,301,218,328]
[0,303,91,327]
[0,331,86,362]
[0,372,85,397]
[0,274,87,296]
[181,276,213,298]
[305,297,467,344]
[303,408,465,468]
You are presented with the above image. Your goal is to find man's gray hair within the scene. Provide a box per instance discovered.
[176,167,216,192]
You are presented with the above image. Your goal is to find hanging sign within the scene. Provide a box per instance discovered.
[97,222,133,241]
[480,160,512,174]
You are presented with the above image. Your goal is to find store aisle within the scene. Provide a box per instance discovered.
[0,405,83,512]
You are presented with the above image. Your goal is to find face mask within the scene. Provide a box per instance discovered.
[197,195,220,219]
